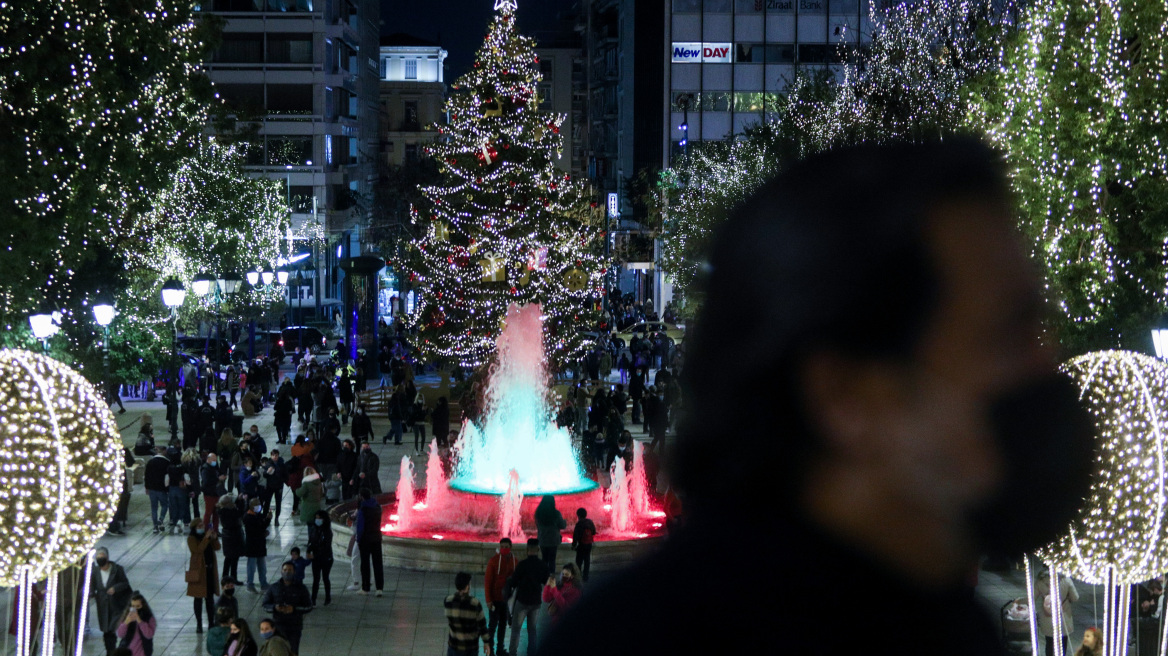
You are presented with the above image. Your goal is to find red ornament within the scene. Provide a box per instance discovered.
[549,183,557,190]
[590,202,597,208]
[509,181,516,187]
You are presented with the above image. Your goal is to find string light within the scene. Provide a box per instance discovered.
[0,349,123,588]
[407,1,604,368]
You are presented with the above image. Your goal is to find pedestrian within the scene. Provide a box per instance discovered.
[201,452,228,531]
[484,538,517,656]
[113,592,155,656]
[216,497,244,582]
[444,571,493,656]
[183,446,204,523]
[385,385,406,445]
[273,390,293,444]
[307,510,334,606]
[571,508,596,582]
[1037,569,1080,656]
[324,472,342,505]
[217,429,241,494]
[287,547,310,584]
[534,496,566,576]
[238,457,261,503]
[337,439,359,500]
[243,500,272,592]
[339,370,355,422]
[225,617,259,656]
[411,392,428,455]
[216,576,240,620]
[295,467,323,525]
[207,606,233,656]
[628,367,644,425]
[432,396,450,448]
[168,450,192,534]
[355,487,384,596]
[262,450,288,524]
[350,404,372,447]
[90,547,132,656]
[541,563,582,624]
[144,447,171,533]
[313,426,341,484]
[186,518,221,634]
[257,618,294,656]
[226,366,239,410]
[354,442,381,494]
[261,563,313,654]
[108,446,134,536]
[508,539,546,656]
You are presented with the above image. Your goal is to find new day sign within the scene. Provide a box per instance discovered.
[671,42,732,63]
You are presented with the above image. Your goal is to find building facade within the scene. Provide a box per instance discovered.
[199,0,380,321]
[533,45,586,177]
[378,35,448,168]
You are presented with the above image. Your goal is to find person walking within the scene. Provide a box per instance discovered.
[534,496,566,576]
[186,518,221,634]
[218,429,241,495]
[90,547,132,656]
[432,396,451,448]
[273,390,293,445]
[295,467,322,526]
[262,450,288,525]
[508,539,546,656]
[444,572,493,656]
[113,592,156,656]
[238,457,261,504]
[166,451,192,534]
[201,453,227,531]
[144,447,171,534]
[224,617,259,656]
[216,497,244,582]
[571,509,596,582]
[350,404,372,448]
[411,392,428,455]
[354,443,381,494]
[337,439,359,501]
[261,563,313,654]
[216,576,240,620]
[307,510,334,606]
[483,538,517,656]
[355,487,384,596]
[1037,569,1080,656]
[243,500,272,592]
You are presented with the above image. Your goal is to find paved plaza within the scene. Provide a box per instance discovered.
[0,375,1123,655]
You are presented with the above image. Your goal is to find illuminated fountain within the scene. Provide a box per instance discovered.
[378,303,664,548]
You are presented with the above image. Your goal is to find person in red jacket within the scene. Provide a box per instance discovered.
[483,537,517,656]
[541,564,582,624]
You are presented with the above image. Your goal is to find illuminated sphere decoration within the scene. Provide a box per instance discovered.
[1038,350,1168,584]
[0,349,124,587]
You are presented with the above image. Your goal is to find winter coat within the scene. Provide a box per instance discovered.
[432,401,450,441]
[295,475,322,524]
[218,505,245,560]
[144,455,170,492]
[534,496,567,547]
[114,615,156,656]
[263,458,288,491]
[258,635,294,656]
[238,467,260,499]
[484,550,518,605]
[273,395,293,428]
[218,435,240,469]
[89,562,132,632]
[200,462,225,497]
[355,497,383,543]
[206,624,230,656]
[307,521,334,561]
[356,450,381,493]
[224,635,259,656]
[337,448,359,483]
[350,412,373,440]
[542,580,583,621]
[243,510,271,558]
[186,532,221,599]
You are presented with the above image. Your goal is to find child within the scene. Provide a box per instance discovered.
[325,472,343,505]
[289,547,310,584]
[572,508,597,582]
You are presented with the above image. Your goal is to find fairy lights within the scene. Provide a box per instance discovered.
[0,349,123,588]
[407,1,603,368]
[973,0,1168,352]
[1038,350,1168,584]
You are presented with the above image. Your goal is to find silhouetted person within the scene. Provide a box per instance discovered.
[538,140,1095,656]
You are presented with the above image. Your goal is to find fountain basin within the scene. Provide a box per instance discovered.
[330,493,665,572]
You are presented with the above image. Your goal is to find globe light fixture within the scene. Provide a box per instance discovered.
[161,278,186,309]
[221,271,244,296]
[276,268,290,285]
[191,272,215,298]
[91,302,115,328]
[261,268,275,286]
[246,270,260,286]
[28,313,58,340]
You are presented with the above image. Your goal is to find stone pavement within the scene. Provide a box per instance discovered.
[0,371,1123,655]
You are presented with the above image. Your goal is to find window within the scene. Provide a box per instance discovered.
[267,136,313,166]
[404,59,417,80]
[405,144,419,164]
[214,34,263,63]
[737,43,796,63]
[216,83,264,114]
[403,101,419,129]
[267,84,313,114]
[705,0,732,11]
[267,34,313,64]
[672,0,701,11]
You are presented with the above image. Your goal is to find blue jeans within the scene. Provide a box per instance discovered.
[509,601,539,655]
[148,490,169,528]
[168,487,191,527]
[388,419,403,444]
[246,557,268,587]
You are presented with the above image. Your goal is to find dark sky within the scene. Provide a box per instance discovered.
[379,0,576,81]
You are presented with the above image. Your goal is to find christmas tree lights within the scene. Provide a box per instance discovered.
[972,0,1168,353]
[407,1,603,368]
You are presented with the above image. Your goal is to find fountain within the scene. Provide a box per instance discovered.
[341,303,664,571]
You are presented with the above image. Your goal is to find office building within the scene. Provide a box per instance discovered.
[378,35,448,168]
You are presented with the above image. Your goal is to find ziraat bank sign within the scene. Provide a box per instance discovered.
[671,42,732,64]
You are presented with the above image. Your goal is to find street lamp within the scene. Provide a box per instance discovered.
[92,293,116,407]
[161,277,185,399]
[1153,328,1168,358]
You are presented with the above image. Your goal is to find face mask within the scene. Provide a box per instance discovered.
[971,374,1095,558]
[254,506,263,514]
[282,572,295,582]
[95,557,108,567]
[209,460,217,467]
[260,631,274,640]
[196,529,205,535]
[223,588,234,596]
[314,519,323,526]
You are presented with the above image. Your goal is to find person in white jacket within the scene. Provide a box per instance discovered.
[1036,569,1079,656]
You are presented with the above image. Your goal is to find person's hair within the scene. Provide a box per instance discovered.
[230,617,255,647]
[534,495,558,523]
[674,139,1010,509]
[221,576,236,586]
[454,571,472,591]
[95,546,109,557]
[290,547,300,555]
[500,537,512,546]
[303,467,317,477]
[219,429,234,443]
[215,606,233,625]
[181,447,201,466]
[562,563,582,584]
[576,508,587,519]
[217,494,235,509]
[360,487,372,500]
[526,537,540,551]
[189,518,205,533]
[1076,627,1104,656]
[315,510,330,525]
[121,592,153,623]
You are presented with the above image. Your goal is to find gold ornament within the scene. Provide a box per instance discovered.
[0,349,123,587]
[484,99,503,117]
[480,254,506,282]
[564,267,587,292]
[434,221,450,241]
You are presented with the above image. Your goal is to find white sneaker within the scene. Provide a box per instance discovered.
[356,589,368,596]
[346,584,359,591]
[375,590,383,597]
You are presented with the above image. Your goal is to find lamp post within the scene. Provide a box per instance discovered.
[1153,328,1168,359]
[28,311,60,352]
[675,93,693,162]
[244,266,287,360]
[92,294,116,403]
[161,278,186,396]
[192,271,242,367]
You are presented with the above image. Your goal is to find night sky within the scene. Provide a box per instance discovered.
[379,0,576,80]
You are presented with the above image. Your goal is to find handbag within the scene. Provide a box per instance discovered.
[184,567,200,584]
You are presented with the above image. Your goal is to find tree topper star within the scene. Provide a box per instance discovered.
[494,0,517,13]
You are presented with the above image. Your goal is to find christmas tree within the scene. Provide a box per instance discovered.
[408,0,604,368]
[973,0,1168,353]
